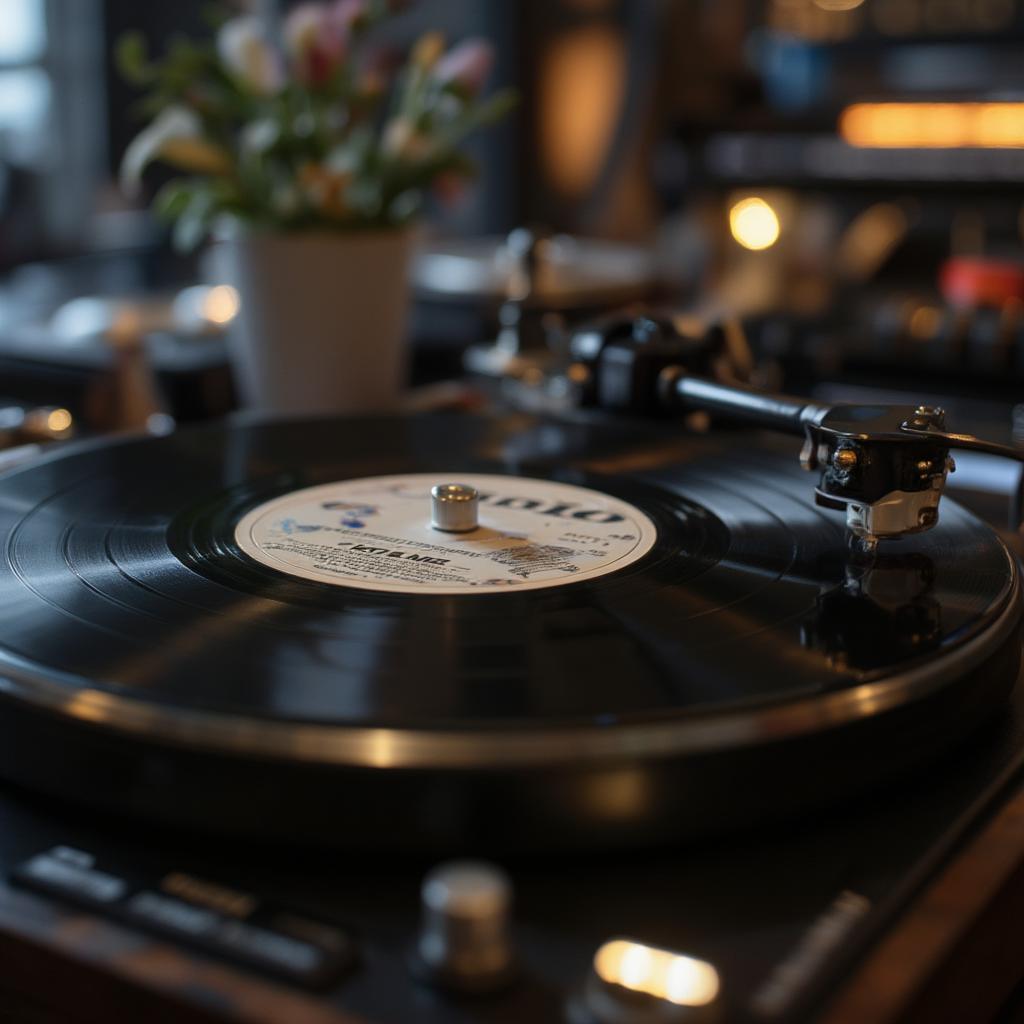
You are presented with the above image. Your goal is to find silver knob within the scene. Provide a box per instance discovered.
[412,860,515,993]
[431,483,479,533]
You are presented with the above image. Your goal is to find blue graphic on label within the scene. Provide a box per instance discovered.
[320,501,378,529]
[277,518,323,535]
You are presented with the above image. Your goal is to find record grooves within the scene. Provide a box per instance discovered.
[0,414,1018,850]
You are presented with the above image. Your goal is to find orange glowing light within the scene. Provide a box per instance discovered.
[593,939,720,1007]
[202,285,240,325]
[46,408,73,433]
[840,103,1024,149]
[539,26,625,196]
[729,197,781,251]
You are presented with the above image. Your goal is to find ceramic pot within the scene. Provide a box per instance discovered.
[216,229,415,415]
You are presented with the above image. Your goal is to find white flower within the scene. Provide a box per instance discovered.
[434,39,493,96]
[240,118,280,154]
[217,15,284,96]
[382,117,434,161]
[120,106,231,196]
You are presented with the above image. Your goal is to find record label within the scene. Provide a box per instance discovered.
[233,473,657,594]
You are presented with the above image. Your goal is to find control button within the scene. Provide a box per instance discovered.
[431,483,480,532]
[576,937,721,1023]
[11,846,356,990]
[411,860,516,993]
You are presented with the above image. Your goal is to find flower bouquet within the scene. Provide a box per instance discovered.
[118,1,514,414]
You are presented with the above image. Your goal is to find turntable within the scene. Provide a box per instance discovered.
[1,349,1024,1023]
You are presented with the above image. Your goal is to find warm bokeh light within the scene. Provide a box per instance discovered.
[539,26,624,196]
[202,285,241,325]
[593,939,720,1007]
[840,103,1024,149]
[908,305,942,340]
[46,408,73,433]
[836,202,908,281]
[729,197,781,251]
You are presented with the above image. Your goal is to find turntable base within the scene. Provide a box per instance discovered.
[2,666,1024,1024]
[0,413,1023,1021]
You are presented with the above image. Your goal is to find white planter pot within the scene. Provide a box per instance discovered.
[215,230,415,416]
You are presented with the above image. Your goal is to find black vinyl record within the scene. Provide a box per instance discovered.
[0,413,1018,850]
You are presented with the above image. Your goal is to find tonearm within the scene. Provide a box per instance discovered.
[570,314,1024,545]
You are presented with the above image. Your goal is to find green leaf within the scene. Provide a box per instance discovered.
[172,187,216,251]
[153,179,196,221]
[466,87,519,129]
[116,32,154,84]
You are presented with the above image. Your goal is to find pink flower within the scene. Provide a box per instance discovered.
[434,39,493,96]
[284,2,349,87]
[331,0,368,33]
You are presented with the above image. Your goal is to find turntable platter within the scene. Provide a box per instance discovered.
[0,414,1017,849]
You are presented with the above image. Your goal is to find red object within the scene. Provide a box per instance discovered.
[940,257,1024,308]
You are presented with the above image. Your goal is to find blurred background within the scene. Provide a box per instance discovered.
[3,0,1024,446]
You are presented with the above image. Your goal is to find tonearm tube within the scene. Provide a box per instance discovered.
[573,315,1024,544]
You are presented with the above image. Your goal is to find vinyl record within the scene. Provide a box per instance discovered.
[0,414,1018,850]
